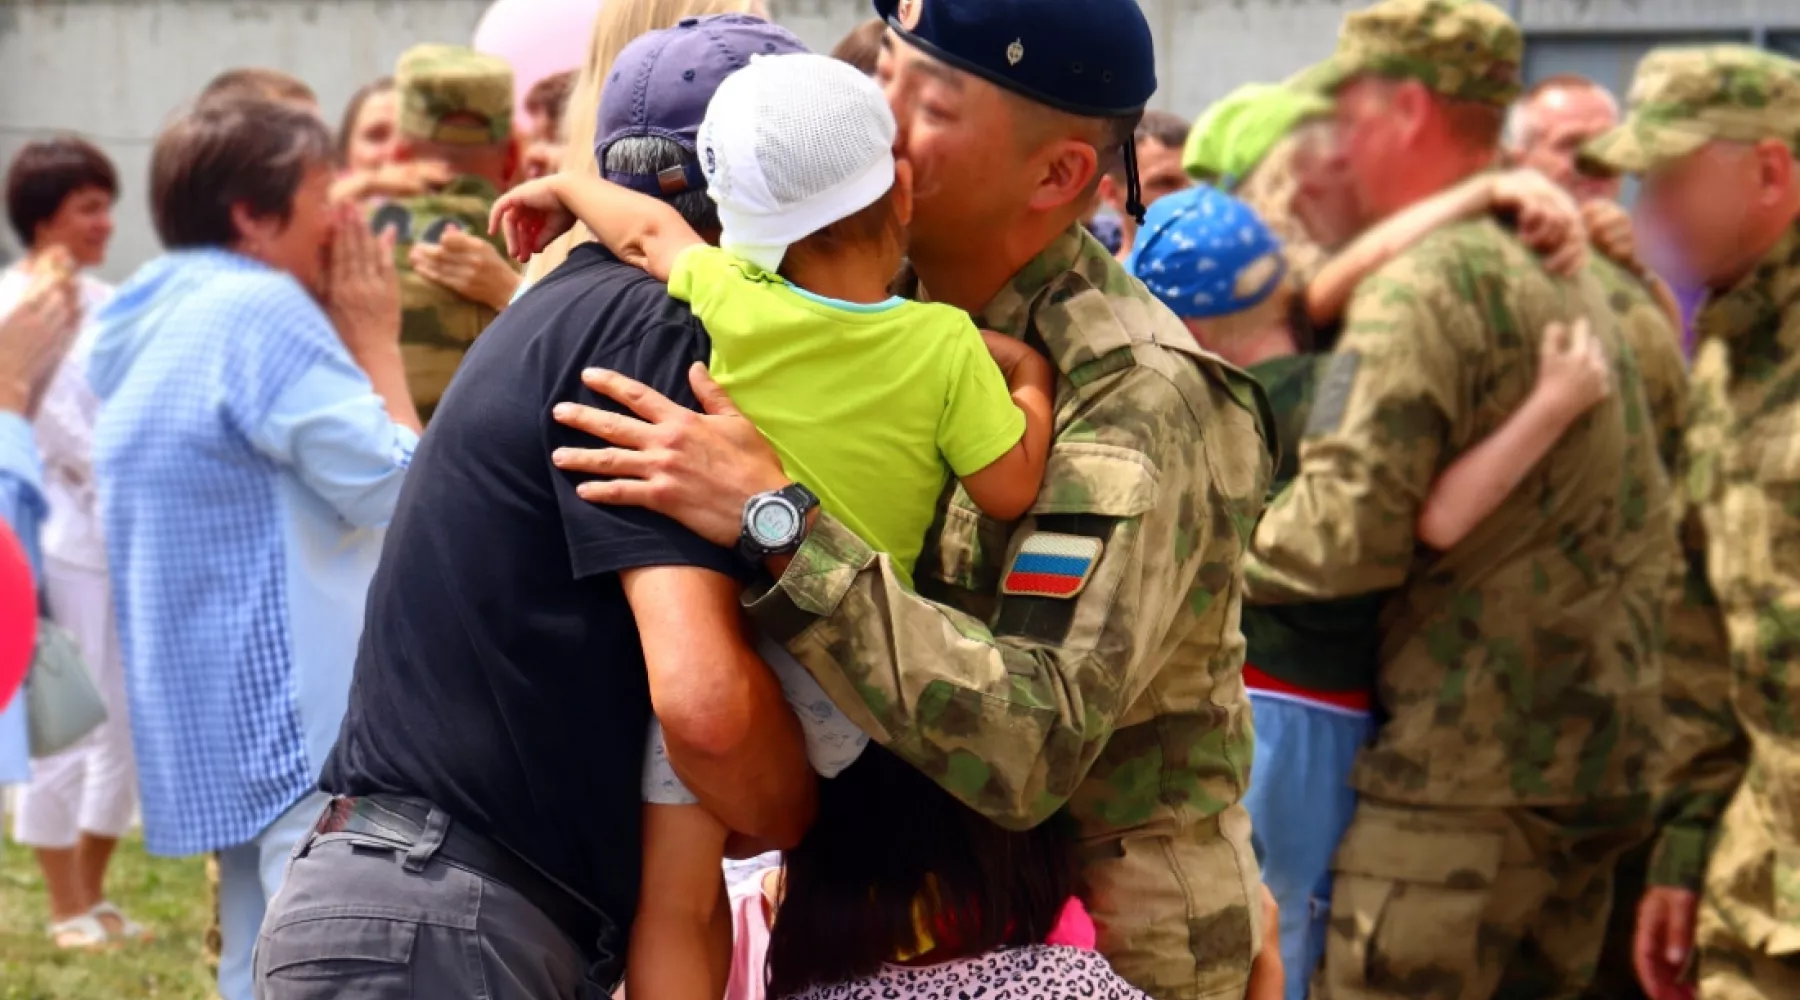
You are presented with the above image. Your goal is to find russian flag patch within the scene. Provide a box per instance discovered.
[1002,533,1104,599]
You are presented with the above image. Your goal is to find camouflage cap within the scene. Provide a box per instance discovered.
[1313,0,1523,107]
[1580,45,1800,175]
[397,43,514,145]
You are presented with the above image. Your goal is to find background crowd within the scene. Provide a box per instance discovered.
[0,1,1795,1000]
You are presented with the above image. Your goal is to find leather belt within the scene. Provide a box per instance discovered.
[316,794,620,977]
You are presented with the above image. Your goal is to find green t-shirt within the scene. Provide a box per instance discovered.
[1243,353,1387,694]
[670,246,1025,588]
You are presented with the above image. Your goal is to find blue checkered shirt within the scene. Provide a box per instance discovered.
[0,413,44,785]
[91,250,416,855]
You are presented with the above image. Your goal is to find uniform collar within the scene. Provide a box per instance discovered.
[972,224,1090,342]
[1695,218,1800,363]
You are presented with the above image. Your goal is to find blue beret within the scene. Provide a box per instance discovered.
[873,0,1157,117]
[1126,185,1287,320]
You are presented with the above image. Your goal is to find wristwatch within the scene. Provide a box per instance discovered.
[739,483,820,560]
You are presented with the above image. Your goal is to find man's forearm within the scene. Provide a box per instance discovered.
[352,342,423,433]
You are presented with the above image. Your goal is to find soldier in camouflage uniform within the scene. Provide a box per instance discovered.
[1242,2,1678,997]
[376,44,518,424]
[550,0,1276,996]
[1583,44,1800,1000]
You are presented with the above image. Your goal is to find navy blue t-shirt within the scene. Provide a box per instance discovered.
[322,244,748,931]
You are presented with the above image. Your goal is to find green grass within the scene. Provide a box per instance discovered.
[0,833,214,1000]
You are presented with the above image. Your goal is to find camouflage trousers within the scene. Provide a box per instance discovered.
[1083,803,1262,1000]
[1315,796,1651,1000]
[1694,790,1800,999]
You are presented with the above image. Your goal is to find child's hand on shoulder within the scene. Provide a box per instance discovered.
[980,330,1051,386]
[1533,318,1611,424]
[490,175,578,263]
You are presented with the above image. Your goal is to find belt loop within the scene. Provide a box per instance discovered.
[403,807,452,873]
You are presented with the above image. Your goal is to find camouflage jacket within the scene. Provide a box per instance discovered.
[1246,218,1677,806]
[378,175,510,423]
[749,225,1275,840]
[1651,224,1800,940]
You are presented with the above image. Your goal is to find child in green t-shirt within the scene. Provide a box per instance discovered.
[494,52,1053,1000]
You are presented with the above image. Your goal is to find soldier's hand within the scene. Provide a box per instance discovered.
[0,267,80,417]
[550,364,789,549]
[325,201,402,357]
[1490,169,1588,276]
[410,227,521,312]
[491,176,577,263]
[1583,199,1642,274]
[1634,886,1699,1000]
[1533,318,1611,423]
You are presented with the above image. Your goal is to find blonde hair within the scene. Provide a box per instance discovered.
[525,0,758,282]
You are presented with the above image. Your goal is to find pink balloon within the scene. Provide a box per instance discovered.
[473,0,605,131]
[0,520,34,713]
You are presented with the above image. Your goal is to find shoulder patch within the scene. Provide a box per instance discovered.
[1304,349,1361,437]
[1001,532,1103,599]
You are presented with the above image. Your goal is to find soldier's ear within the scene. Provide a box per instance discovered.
[1753,137,1794,205]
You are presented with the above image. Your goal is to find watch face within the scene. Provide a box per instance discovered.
[750,499,799,546]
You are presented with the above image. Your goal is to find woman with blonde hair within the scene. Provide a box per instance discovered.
[523,0,769,285]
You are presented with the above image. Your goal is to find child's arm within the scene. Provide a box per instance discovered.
[491,171,705,283]
[1415,319,1610,551]
[628,804,735,1000]
[1307,169,1586,327]
[1245,885,1285,1000]
[959,332,1055,522]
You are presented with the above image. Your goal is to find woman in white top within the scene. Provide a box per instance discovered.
[2,136,142,950]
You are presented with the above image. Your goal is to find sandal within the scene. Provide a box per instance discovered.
[47,912,110,950]
[90,901,151,943]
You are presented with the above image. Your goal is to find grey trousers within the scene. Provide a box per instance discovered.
[254,807,616,1000]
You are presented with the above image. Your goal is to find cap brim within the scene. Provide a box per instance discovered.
[1578,120,1711,176]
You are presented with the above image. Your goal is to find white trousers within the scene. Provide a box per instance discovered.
[11,557,138,847]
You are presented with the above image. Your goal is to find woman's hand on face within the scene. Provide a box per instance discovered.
[325,202,402,358]
[490,176,577,263]
[410,228,521,311]
[550,364,789,548]
[0,271,80,417]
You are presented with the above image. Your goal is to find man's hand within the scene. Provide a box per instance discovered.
[1246,884,1285,1000]
[551,364,788,548]
[491,175,578,263]
[325,202,402,359]
[1635,886,1700,1000]
[410,227,521,311]
[0,268,80,417]
[1584,199,1642,274]
[1489,169,1588,276]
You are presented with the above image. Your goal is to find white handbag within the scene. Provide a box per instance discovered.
[26,609,106,758]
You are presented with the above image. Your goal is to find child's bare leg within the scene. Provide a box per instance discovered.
[629,804,733,1000]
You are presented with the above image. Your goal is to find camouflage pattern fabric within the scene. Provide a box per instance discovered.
[749,224,1277,1000]
[1662,220,1800,988]
[205,852,222,995]
[1312,0,1524,108]
[1317,796,1651,1000]
[1582,46,1800,177]
[374,175,510,424]
[396,43,513,145]
[1246,217,1677,808]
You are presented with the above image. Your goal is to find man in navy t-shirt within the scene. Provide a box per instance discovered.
[256,17,816,1000]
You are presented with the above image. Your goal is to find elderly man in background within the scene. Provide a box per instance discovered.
[378,44,521,424]
[1583,44,1800,1000]
[1095,110,1193,259]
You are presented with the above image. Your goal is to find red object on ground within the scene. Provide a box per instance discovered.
[0,520,34,712]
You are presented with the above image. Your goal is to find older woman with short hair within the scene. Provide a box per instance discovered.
[86,95,418,1000]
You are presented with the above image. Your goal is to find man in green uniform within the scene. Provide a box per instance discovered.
[545,1,1277,996]
[1582,44,1800,1000]
[1243,2,1677,997]
[377,44,518,423]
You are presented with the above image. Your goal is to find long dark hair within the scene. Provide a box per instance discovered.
[764,745,1078,999]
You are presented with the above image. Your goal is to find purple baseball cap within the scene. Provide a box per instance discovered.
[596,14,808,199]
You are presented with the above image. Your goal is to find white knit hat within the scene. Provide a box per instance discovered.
[696,52,898,272]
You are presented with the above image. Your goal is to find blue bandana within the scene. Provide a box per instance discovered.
[1126,185,1287,320]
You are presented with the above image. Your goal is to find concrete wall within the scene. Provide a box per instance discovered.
[5,0,1800,280]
